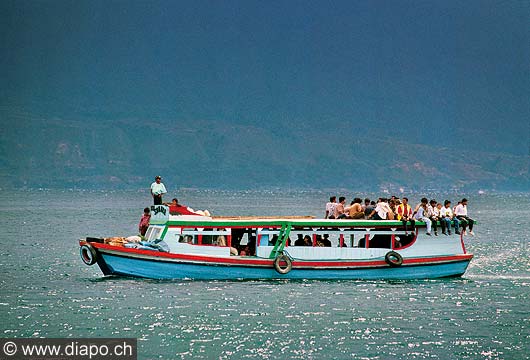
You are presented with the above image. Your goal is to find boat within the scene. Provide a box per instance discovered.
[79,205,473,280]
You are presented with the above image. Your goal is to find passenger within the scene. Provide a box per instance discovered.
[334,197,347,219]
[428,199,440,236]
[138,207,150,236]
[388,199,397,220]
[369,198,391,220]
[240,245,254,256]
[439,200,455,235]
[179,235,193,244]
[344,201,352,216]
[454,198,475,236]
[303,235,312,246]
[325,196,337,219]
[241,236,257,256]
[453,201,461,215]
[396,197,415,235]
[150,175,167,205]
[446,201,460,234]
[362,198,372,214]
[247,236,257,255]
[348,198,365,219]
[436,202,445,234]
[367,200,377,217]
[294,234,305,246]
[165,198,179,206]
[216,235,238,255]
[321,234,332,247]
[413,198,432,236]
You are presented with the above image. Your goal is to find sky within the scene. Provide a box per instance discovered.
[1,0,529,155]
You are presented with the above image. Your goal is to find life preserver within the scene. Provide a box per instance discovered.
[273,254,292,274]
[80,244,97,266]
[385,251,403,267]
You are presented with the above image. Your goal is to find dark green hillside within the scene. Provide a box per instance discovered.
[1,109,528,191]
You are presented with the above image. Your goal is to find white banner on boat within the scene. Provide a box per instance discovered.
[150,205,169,224]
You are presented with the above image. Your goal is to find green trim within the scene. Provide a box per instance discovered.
[269,223,292,259]
[160,225,169,240]
[165,219,427,228]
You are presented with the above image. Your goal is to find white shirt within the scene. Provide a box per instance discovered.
[440,206,453,218]
[375,202,390,219]
[414,206,427,220]
[427,204,435,217]
[150,182,167,196]
[454,204,467,216]
[431,206,440,217]
[325,202,337,218]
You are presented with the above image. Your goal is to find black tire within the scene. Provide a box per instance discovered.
[80,244,97,266]
[385,251,403,267]
[273,254,292,274]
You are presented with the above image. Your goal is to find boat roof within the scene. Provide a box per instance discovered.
[149,205,427,227]
[163,215,413,228]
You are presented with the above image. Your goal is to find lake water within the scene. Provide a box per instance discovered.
[1,189,529,359]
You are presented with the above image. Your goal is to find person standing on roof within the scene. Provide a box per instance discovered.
[150,175,167,205]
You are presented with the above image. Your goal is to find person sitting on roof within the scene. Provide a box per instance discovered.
[413,198,432,236]
[454,198,475,236]
[396,197,415,235]
[167,198,210,216]
[440,200,459,235]
[334,197,347,219]
[369,198,392,220]
[325,196,337,219]
[348,198,365,219]
[362,198,372,215]
[428,199,440,236]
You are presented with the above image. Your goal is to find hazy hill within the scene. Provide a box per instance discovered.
[1,108,528,191]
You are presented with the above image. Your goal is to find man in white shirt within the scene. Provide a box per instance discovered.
[454,198,475,236]
[150,175,167,205]
[428,199,440,236]
[325,196,337,219]
[369,198,391,220]
[440,200,459,235]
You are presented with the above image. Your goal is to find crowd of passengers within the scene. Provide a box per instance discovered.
[325,196,475,237]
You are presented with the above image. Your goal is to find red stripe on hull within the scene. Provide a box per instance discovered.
[84,241,472,269]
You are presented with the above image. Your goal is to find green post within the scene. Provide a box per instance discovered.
[269,222,291,259]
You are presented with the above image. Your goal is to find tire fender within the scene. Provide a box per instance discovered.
[273,254,292,274]
[80,243,97,266]
[385,251,403,267]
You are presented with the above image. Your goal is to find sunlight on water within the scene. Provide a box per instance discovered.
[0,190,529,359]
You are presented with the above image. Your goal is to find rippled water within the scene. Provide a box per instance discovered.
[1,189,529,359]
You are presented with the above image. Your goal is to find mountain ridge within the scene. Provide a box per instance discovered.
[1,108,528,191]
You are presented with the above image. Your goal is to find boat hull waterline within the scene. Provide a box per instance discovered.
[82,241,473,280]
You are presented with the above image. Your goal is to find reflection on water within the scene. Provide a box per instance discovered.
[1,190,529,359]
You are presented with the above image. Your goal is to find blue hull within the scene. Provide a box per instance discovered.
[98,253,471,280]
